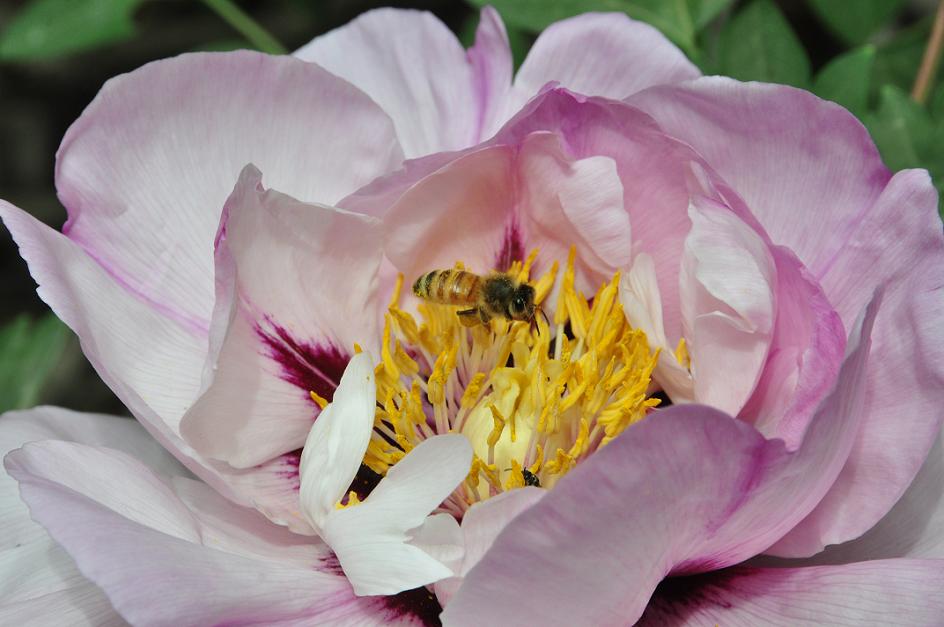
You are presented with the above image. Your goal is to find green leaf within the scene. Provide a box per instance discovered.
[812,45,875,119]
[686,0,734,30]
[466,0,698,56]
[871,18,932,97]
[865,85,944,210]
[717,0,811,88]
[0,314,71,412]
[0,0,145,61]
[807,0,903,45]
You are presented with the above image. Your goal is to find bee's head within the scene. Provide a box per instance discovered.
[508,283,536,322]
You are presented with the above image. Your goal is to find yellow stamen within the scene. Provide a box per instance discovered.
[356,247,659,511]
[309,390,329,409]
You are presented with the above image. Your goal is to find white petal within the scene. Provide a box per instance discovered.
[323,434,472,596]
[298,352,376,530]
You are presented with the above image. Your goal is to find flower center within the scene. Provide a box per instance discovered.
[320,248,660,515]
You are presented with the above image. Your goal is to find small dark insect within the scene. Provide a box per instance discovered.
[412,268,547,331]
[521,468,541,487]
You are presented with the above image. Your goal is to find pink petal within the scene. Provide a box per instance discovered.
[771,169,944,555]
[383,145,519,280]
[504,13,699,133]
[627,77,891,277]
[0,201,238,501]
[57,51,402,330]
[4,440,397,625]
[680,198,776,415]
[435,487,545,606]
[180,167,380,469]
[468,7,514,144]
[496,88,725,341]
[741,246,846,448]
[640,559,944,626]
[802,428,944,564]
[443,296,878,625]
[0,407,183,625]
[517,132,632,278]
[295,8,477,158]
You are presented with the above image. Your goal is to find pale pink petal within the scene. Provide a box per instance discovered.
[771,170,944,555]
[4,440,396,625]
[802,428,944,563]
[0,407,183,625]
[383,145,519,280]
[504,13,699,133]
[496,88,732,341]
[681,198,775,415]
[57,51,402,329]
[468,7,514,144]
[741,246,846,448]
[620,253,695,401]
[517,131,631,280]
[628,77,891,276]
[443,297,877,625]
[435,487,545,606]
[324,435,471,596]
[639,559,944,626]
[181,167,381,469]
[0,201,238,501]
[295,9,476,158]
[298,351,376,530]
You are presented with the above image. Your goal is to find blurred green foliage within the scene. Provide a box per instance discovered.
[0,0,941,412]
[0,0,145,60]
[0,314,70,412]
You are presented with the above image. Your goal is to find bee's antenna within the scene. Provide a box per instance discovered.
[530,306,549,334]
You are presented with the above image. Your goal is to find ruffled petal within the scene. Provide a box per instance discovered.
[295,8,475,158]
[640,559,944,626]
[771,170,944,554]
[505,13,698,128]
[443,296,878,626]
[0,407,183,625]
[298,351,376,530]
[628,77,891,276]
[741,246,846,448]
[180,166,380,468]
[0,201,237,500]
[323,434,472,596]
[57,50,402,329]
[680,198,775,415]
[4,439,390,625]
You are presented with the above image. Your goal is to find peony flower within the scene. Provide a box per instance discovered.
[2,6,943,625]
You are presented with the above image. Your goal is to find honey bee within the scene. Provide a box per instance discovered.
[412,268,545,329]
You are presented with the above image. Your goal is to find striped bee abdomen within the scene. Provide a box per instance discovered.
[412,269,481,306]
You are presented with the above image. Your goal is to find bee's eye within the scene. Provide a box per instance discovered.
[512,296,526,314]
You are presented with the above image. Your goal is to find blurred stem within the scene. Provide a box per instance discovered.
[912,0,944,104]
[201,0,287,55]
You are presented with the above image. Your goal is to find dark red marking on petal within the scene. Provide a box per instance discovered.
[271,449,302,483]
[639,568,741,623]
[318,553,443,625]
[494,219,525,272]
[256,318,349,402]
[382,587,443,626]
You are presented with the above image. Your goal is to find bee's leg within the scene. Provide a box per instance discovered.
[457,308,483,327]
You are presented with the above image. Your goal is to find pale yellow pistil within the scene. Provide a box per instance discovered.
[325,247,660,515]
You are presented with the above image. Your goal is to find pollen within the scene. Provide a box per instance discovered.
[323,247,660,515]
